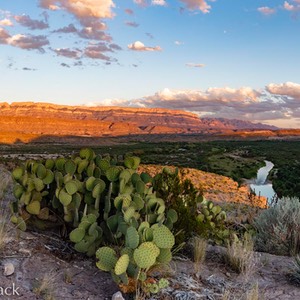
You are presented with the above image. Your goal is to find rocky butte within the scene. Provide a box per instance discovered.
[0,102,299,144]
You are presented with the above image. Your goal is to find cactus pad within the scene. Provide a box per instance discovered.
[96,247,118,272]
[26,201,41,215]
[36,164,47,179]
[114,254,129,275]
[124,156,140,170]
[65,180,78,195]
[133,242,159,269]
[92,181,105,198]
[153,225,175,249]
[125,226,139,249]
[12,167,24,181]
[156,248,172,264]
[58,189,72,206]
[70,228,85,243]
[64,159,77,175]
[106,166,121,182]
[167,209,178,223]
[43,170,54,185]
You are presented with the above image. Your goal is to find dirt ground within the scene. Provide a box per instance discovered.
[1,223,300,300]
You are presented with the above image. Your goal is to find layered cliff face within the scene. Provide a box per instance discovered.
[0,101,294,144]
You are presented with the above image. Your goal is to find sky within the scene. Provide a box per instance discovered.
[0,0,300,128]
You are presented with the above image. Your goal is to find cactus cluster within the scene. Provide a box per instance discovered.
[197,198,230,243]
[11,148,176,295]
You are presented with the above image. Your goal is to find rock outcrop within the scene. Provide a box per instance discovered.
[0,102,298,144]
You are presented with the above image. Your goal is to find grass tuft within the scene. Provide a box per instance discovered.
[226,233,257,279]
[192,236,207,274]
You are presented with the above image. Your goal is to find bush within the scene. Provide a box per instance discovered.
[153,167,229,245]
[254,197,300,256]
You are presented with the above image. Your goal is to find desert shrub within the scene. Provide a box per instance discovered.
[254,197,300,256]
[153,167,229,245]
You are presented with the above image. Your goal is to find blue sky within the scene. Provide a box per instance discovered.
[0,0,300,127]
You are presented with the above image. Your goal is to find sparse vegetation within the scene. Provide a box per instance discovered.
[33,271,57,300]
[191,236,207,274]
[1,140,300,299]
[226,233,257,279]
[254,197,300,256]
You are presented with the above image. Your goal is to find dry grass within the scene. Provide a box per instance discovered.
[33,271,58,300]
[226,233,258,279]
[192,236,207,273]
[246,282,261,300]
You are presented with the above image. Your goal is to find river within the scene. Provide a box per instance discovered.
[250,160,277,202]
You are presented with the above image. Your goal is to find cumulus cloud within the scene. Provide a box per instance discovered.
[152,0,167,6]
[14,14,49,30]
[0,28,49,52]
[128,41,162,51]
[40,0,115,19]
[186,62,205,68]
[175,40,184,45]
[257,6,276,15]
[80,82,300,126]
[125,21,139,27]
[0,18,13,26]
[180,0,211,13]
[84,42,120,60]
[78,26,111,41]
[54,48,81,59]
[8,34,49,51]
[267,82,300,99]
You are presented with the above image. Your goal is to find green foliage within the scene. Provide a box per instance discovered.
[254,197,300,256]
[11,148,176,296]
[153,167,229,245]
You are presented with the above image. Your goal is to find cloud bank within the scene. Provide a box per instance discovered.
[85,82,300,127]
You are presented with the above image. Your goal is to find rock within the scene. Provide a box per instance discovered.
[3,262,14,276]
[111,291,125,300]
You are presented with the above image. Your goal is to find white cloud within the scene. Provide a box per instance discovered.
[0,28,49,52]
[128,41,162,51]
[40,0,115,19]
[0,18,13,26]
[180,0,211,13]
[152,0,167,6]
[8,34,49,51]
[257,6,276,15]
[267,82,300,99]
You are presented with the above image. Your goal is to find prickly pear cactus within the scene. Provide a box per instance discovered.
[11,148,177,296]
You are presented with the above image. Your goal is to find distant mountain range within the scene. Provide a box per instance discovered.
[0,102,298,144]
